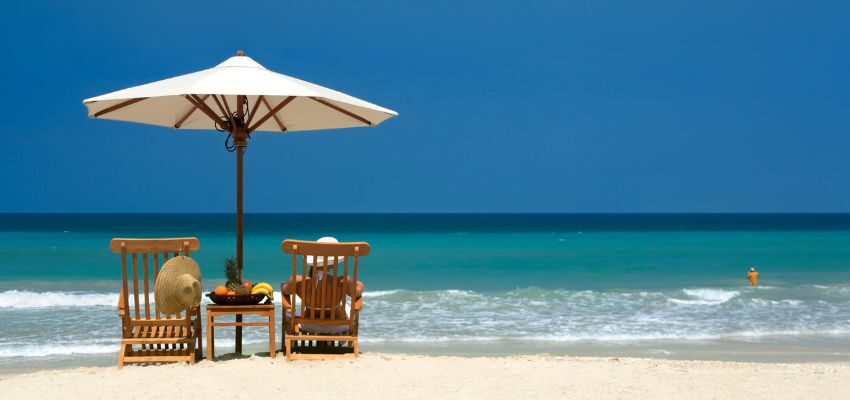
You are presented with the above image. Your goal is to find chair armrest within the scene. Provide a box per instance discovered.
[117,291,126,316]
[188,305,201,320]
[280,283,293,310]
[281,297,292,310]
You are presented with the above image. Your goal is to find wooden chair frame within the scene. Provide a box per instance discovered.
[280,239,370,360]
[110,238,203,368]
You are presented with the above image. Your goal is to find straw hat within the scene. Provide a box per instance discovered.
[155,256,202,315]
[307,237,345,267]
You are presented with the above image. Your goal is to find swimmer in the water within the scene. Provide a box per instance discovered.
[747,266,758,286]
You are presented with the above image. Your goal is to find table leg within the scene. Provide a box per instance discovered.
[269,310,276,358]
[235,314,242,353]
[206,313,214,361]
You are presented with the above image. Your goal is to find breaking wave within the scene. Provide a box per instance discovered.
[0,290,117,309]
[1,285,849,357]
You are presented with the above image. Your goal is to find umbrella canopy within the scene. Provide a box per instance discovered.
[83,52,397,132]
[83,51,397,280]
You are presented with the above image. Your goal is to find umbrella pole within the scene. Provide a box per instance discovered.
[235,94,246,280]
[234,141,244,354]
[236,144,244,280]
[235,94,246,354]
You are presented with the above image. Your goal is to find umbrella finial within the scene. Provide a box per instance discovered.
[236,50,245,57]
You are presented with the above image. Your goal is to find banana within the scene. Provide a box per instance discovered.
[251,286,274,300]
[252,282,274,292]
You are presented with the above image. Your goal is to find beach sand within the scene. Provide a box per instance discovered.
[0,353,847,399]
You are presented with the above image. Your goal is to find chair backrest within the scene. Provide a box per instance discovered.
[281,239,370,329]
[110,238,200,320]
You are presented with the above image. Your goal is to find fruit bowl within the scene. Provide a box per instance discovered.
[206,292,271,306]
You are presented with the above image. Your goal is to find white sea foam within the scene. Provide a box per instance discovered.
[0,289,286,309]
[362,290,401,298]
[357,286,850,345]
[670,288,739,305]
[0,290,118,309]
[0,344,117,357]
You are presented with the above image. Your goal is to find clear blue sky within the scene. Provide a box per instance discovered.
[1,1,848,213]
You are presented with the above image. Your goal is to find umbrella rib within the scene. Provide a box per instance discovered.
[92,97,148,118]
[174,94,209,129]
[260,97,287,132]
[248,96,295,133]
[185,95,226,128]
[221,95,235,123]
[309,97,372,126]
[244,95,264,129]
[211,95,235,131]
[188,95,223,123]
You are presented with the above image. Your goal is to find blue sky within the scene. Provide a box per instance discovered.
[1,1,848,212]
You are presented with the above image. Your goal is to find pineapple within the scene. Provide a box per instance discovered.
[224,257,241,291]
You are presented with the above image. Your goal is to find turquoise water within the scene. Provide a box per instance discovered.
[1,214,849,371]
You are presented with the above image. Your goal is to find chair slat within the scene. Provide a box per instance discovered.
[291,248,297,327]
[120,245,130,326]
[319,257,327,320]
[309,256,319,319]
[153,253,160,319]
[342,255,349,310]
[132,253,140,319]
[351,251,359,332]
[142,253,150,319]
[330,260,338,316]
[300,255,307,322]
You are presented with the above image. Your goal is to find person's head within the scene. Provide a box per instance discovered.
[749,267,756,272]
[307,237,343,277]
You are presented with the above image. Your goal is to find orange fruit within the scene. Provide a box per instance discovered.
[214,285,228,295]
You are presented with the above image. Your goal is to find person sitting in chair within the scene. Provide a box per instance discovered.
[280,237,364,321]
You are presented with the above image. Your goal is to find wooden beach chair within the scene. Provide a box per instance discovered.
[280,239,369,360]
[110,238,203,368]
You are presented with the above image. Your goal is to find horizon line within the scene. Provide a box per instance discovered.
[2,212,850,216]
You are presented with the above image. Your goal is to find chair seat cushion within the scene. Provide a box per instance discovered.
[287,305,350,334]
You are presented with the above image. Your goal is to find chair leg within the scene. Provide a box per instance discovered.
[280,308,286,356]
[207,313,214,361]
[285,338,292,361]
[188,341,196,365]
[353,339,359,358]
[196,321,203,362]
[117,343,127,369]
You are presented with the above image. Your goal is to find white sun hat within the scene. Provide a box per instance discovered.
[307,236,345,268]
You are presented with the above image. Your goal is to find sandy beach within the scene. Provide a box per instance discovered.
[1,353,847,400]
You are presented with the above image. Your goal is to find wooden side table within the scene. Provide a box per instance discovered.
[206,304,275,360]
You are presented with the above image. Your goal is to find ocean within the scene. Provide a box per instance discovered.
[1,213,849,372]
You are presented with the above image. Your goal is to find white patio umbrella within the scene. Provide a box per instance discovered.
[83,51,397,279]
